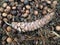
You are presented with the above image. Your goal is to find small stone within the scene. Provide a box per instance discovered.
[2,13,7,17]
[3,18,8,22]
[56,26,60,31]
[6,37,12,43]
[47,1,51,4]
[44,6,48,10]
[20,0,24,2]
[22,13,28,17]
[9,0,14,2]
[6,6,11,11]
[47,8,52,13]
[25,10,30,14]
[26,5,31,9]
[39,5,43,9]
[12,6,16,9]
[42,10,47,15]
[0,7,4,12]
[53,1,57,5]
[7,26,12,32]
[7,14,13,19]
[34,10,38,15]
[2,3,7,8]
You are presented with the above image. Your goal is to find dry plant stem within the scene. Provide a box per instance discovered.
[51,31,60,37]
[5,12,55,32]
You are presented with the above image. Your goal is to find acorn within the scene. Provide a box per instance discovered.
[6,37,12,43]
[2,3,7,8]
[0,7,4,12]
[2,13,7,17]
[56,26,60,31]
[6,26,12,32]
[26,5,31,9]
[34,10,38,15]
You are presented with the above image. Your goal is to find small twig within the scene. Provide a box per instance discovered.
[51,31,60,37]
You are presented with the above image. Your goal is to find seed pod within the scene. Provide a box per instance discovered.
[2,3,7,8]
[2,13,7,17]
[6,37,12,43]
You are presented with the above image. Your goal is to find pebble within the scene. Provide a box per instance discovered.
[7,26,12,32]
[22,13,28,17]
[26,5,31,9]
[9,0,14,2]
[42,10,47,15]
[2,3,7,8]
[12,6,16,10]
[7,14,13,19]
[25,10,30,14]
[2,13,7,17]
[6,6,11,11]
[34,10,38,15]
[56,26,60,31]
[39,5,43,9]
[20,0,24,2]
[0,7,4,12]
[3,18,8,22]
[6,37,12,43]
